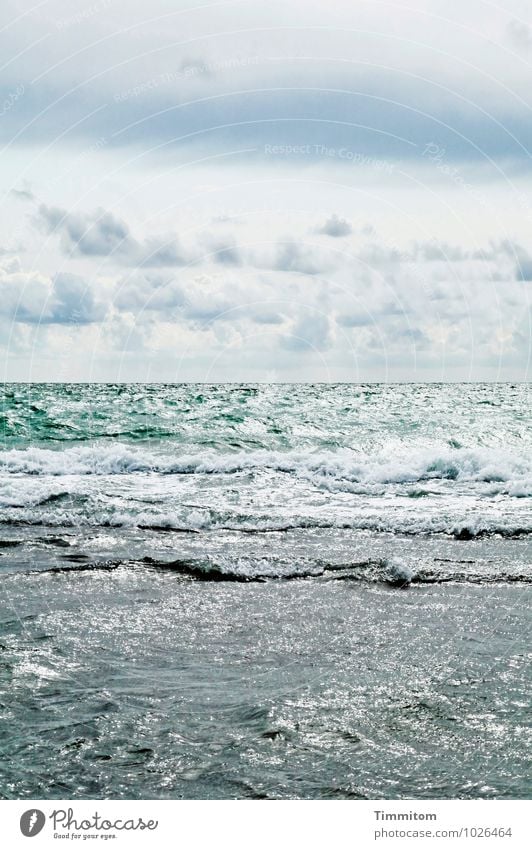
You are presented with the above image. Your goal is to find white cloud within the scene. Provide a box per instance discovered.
[316,215,353,238]
[282,314,332,351]
[0,261,106,326]
[36,204,191,268]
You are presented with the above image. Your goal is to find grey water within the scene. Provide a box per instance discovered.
[0,383,530,799]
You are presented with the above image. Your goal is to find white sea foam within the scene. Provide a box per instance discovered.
[383,557,416,584]
[0,443,530,490]
[0,443,529,540]
[0,502,529,538]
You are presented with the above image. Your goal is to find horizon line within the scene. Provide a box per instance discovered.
[1,380,530,387]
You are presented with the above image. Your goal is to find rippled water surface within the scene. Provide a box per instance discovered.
[0,384,530,798]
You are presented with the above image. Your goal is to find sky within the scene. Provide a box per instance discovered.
[1,0,531,382]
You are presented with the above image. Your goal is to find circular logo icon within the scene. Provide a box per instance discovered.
[20,810,46,837]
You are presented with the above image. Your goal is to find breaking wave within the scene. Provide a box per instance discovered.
[0,506,529,538]
[0,443,530,492]
[26,555,532,585]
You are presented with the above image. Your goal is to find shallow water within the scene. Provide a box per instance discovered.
[0,384,530,798]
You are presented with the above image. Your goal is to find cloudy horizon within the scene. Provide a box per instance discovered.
[1,0,531,382]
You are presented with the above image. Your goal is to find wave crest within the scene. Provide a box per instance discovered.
[0,443,530,491]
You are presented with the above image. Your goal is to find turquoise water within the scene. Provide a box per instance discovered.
[0,384,530,798]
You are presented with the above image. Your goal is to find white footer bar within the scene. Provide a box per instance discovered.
[1,799,529,849]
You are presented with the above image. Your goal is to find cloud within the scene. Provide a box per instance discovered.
[37,203,133,257]
[506,20,532,52]
[1,0,532,170]
[51,272,107,324]
[248,307,284,325]
[3,196,531,378]
[0,263,106,325]
[0,0,530,380]
[0,256,22,273]
[515,255,532,281]
[317,214,352,238]
[10,185,35,202]
[114,272,185,312]
[36,204,189,267]
[502,241,532,281]
[141,237,189,267]
[201,234,242,266]
[282,314,331,351]
[357,243,404,267]
[114,271,236,324]
[274,240,332,276]
[102,312,149,353]
[414,241,467,262]
[336,313,373,328]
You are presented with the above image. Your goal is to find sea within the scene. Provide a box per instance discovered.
[0,383,530,799]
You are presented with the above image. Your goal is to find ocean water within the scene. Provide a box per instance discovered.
[0,383,530,799]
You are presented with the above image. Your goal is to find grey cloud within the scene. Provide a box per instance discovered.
[317,215,352,238]
[215,246,241,266]
[103,313,150,353]
[249,308,284,325]
[500,241,532,281]
[282,314,331,351]
[414,241,467,262]
[115,271,237,323]
[2,0,532,165]
[0,268,105,325]
[353,239,513,270]
[357,238,483,268]
[115,270,287,327]
[114,273,185,312]
[30,202,525,293]
[336,299,409,328]
[38,204,134,257]
[37,204,189,268]
[515,255,532,281]
[2,212,528,377]
[357,244,404,266]
[10,186,35,202]
[336,313,373,328]
[1,277,49,324]
[274,241,331,276]
[0,256,21,272]
[50,272,106,324]
[379,300,410,317]
[183,290,235,323]
[142,237,189,268]
[201,235,242,266]
[388,325,430,347]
